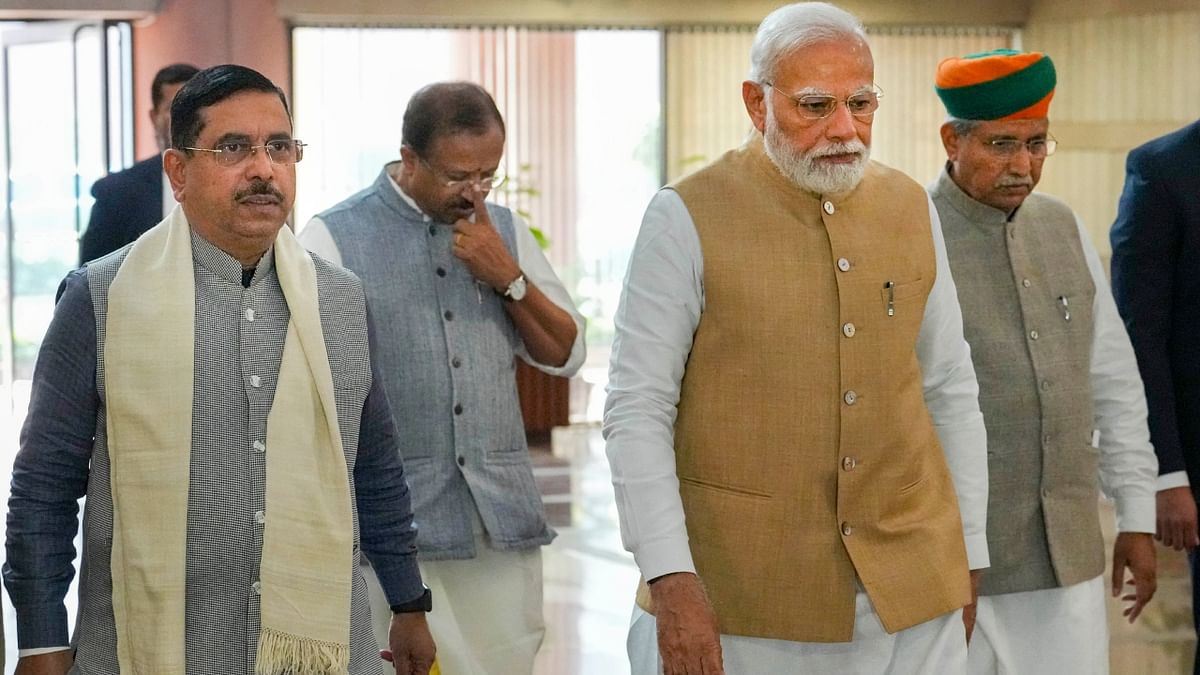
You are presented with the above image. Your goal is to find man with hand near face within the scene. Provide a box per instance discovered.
[603,2,990,673]
[3,64,434,675]
[928,49,1161,675]
[301,81,585,675]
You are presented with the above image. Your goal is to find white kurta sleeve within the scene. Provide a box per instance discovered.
[916,196,991,571]
[511,214,587,377]
[603,189,704,580]
[1075,215,1162,533]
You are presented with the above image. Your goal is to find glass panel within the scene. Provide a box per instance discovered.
[6,27,105,381]
[0,21,125,668]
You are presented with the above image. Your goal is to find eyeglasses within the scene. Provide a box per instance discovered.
[761,82,883,120]
[417,155,507,191]
[182,139,306,166]
[979,135,1058,158]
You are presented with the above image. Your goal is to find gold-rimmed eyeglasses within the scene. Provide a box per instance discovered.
[182,139,306,166]
[416,155,507,191]
[761,82,883,120]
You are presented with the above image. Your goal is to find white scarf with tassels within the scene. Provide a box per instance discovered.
[104,205,353,674]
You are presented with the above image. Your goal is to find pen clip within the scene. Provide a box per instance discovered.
[1058,295,1070,322]
[885,281,894,317]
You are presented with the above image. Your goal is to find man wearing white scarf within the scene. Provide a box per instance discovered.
[3,65,435,675]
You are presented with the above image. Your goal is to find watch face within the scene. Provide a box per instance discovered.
[507,275,527,301]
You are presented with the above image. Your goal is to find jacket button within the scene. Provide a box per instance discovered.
[436,267,447,277]
[823,201,835,215]
[1022,278,1031,288]
[842,456,856,471]
[457,456,466,467]
[451,356,462,368]
[841,522,853,536]
[837,257,851,272]
[1030,329,1039,340]
[454,403,464,415]
[428,225,436,236]
[843,390,857,405]
[842,322,856,338]
[444,310,454,321]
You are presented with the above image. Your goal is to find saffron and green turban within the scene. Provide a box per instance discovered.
[935,49,1056,120]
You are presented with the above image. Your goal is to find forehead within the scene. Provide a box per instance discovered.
[969,118,1050,139]
[772,37,874,92]
[426,125,505,170]
[196,91,292,141]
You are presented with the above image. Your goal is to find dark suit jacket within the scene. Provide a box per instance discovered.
[1111,120,1200,482]
[78,154,164,265]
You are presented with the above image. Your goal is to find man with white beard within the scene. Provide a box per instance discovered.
[603,2,990,673]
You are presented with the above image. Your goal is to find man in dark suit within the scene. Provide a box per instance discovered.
[78,63,198,264]
[1110,118,1200,672]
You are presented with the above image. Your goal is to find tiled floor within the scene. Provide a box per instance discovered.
[534,424,640,675]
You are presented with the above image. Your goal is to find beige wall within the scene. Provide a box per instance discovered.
[276,0,1029,28]
[131,0,289,157]
[1023,8,1200,258]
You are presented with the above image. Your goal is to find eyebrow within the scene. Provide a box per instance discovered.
[213,131,293,145]
[789,85,875,98]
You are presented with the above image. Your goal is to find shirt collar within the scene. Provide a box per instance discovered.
[385,163,431,221]
[190,228,275,287]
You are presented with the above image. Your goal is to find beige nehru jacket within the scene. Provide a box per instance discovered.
[637,138,972,643]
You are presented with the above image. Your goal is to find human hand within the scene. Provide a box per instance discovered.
[963,569,982,643]
[1156,486,1199,551]
[381,612,437,675]
[15,650,73,675]
[451,187,521,291]
[1113,531,1157,623]
[649,572,724,675]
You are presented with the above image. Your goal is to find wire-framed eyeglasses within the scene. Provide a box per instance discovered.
[416,155,507,191]
[980,135,1058,158]
[761,82,883,120]
[182,139,306,166]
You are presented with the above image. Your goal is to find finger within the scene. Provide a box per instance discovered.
[471,187,491,226]
[1111,557,1124,597]
[701,649,725,675]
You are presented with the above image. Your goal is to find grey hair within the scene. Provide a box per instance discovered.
[749,2,869,83]
[945,117,983,137]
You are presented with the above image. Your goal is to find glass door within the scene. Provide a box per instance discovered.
[0,20,130,670]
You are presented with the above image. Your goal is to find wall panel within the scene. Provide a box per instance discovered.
[1024,10,1200,258]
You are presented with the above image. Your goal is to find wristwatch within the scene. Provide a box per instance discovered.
[501,273,527,302]
[390,586,432,614]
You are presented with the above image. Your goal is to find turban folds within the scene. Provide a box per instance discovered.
[935,49,1056,120]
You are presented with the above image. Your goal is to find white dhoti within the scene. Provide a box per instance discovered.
[363,533,545,675]
[629,590,967,674]
[968,575,1107,675]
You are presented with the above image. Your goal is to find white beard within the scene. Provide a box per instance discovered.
[763,99,870,195]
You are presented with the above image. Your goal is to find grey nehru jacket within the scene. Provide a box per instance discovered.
[3,231,421,674]
[316,167,554,560]
[931,168,1103,596]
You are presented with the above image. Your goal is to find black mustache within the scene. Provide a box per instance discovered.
[234,181,284,202]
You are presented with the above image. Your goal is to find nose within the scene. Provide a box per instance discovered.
[824,101,858,141]
[1008,145,1033,174]
[243,145,275,180]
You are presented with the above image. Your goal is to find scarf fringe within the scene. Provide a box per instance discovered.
[255,626,350,675]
